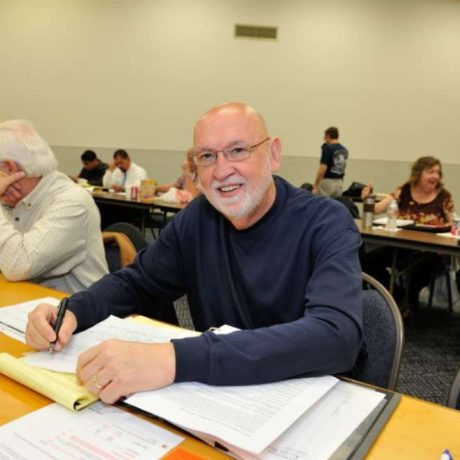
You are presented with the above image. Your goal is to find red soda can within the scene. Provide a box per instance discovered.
[130,186,139,200]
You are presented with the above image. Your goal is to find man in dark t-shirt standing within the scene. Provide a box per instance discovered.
[313,126,348,197]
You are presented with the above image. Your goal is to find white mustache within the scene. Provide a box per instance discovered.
[211,175,247,191]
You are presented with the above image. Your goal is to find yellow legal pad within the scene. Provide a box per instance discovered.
[0,352,98,411]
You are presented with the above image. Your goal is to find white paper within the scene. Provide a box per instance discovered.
[0,402,183,459]
[211,324,241,334]
[126,375,338,455]
[23,315,199,372]
[435,232,460,239]
[372,217,414,227]
[155,187,180,203]
[227,381,386,460]
[0,297,60,343]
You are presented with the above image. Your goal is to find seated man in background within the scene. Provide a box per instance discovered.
[0,120,108,293]
[71,150,108,186]
[103,149,147,193]
[27,103,364,404]
[155,148,200,202]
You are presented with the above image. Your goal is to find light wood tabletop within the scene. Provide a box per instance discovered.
[357,219,460,257]
[1,274,459,459]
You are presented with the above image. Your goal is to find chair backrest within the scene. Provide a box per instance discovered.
[334,195,360,218]
[447,369,460,409]
[357,272,405,390]
[103,222,148,252]
[102,231,138,272]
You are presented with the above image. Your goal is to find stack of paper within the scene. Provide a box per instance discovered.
[125,378,385,459]
[0,300,391,458]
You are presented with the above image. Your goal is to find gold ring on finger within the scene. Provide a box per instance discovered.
[92,373,104,390]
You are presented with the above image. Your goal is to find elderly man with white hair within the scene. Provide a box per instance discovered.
[0,120,108,293]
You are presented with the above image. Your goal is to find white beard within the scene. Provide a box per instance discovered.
[205,155,273,219]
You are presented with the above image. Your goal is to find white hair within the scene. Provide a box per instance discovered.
[0,120,57,176]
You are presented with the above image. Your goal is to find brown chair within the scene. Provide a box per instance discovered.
[102,231,138,272]
[103,222,149,251]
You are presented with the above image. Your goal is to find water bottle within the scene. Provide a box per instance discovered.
[386,199,399,231]
[362,194,376,228]
[451,214,460,236]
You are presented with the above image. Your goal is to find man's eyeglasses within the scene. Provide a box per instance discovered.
[192,137,270,167]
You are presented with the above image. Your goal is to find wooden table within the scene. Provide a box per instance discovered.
[92,191,186,232]
[0,275,228,459]
[357,220,460,294]
[358,221,460,257]
[1,275,459,459]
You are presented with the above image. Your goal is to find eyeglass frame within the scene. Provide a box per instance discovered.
[191,137,271,167]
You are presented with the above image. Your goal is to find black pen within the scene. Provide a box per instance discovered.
[49,297,69,352]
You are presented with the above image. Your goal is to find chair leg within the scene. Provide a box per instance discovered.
[428,276,435,309]
[446,271,453,314]
[149,227,158,240]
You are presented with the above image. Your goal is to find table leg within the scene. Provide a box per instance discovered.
[139,210,146,234]
[389,248,398,295]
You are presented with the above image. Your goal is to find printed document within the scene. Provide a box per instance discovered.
[223,380,386,459]
[126,375,338,455]
[0,402,183,460]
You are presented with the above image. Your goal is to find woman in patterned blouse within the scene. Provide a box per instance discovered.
[367,156,454,225]
[361,156,455,316]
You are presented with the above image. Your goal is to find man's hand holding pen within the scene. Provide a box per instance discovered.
[25,302,176,403]
[49,298,69,352]
[26,301,77,352]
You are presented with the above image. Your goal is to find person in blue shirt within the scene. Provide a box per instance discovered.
[26,103,364,404]
[313,127,349,197]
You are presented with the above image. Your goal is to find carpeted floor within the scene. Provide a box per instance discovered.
[396,303,460,406]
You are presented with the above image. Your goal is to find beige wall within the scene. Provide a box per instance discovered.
[2,0,460,201]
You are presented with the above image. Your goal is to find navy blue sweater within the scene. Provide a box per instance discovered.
[69,177,363,385]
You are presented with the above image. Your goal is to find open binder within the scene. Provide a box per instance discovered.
[121,378,400,460]
[330,386,400,459]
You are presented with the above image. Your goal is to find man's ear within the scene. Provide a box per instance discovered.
[2,160,20,174]
[269,137,282,173]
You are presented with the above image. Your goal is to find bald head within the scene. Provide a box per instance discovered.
[193,102,269,148]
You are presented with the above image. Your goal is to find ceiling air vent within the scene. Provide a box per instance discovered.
[235,24,277,40]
